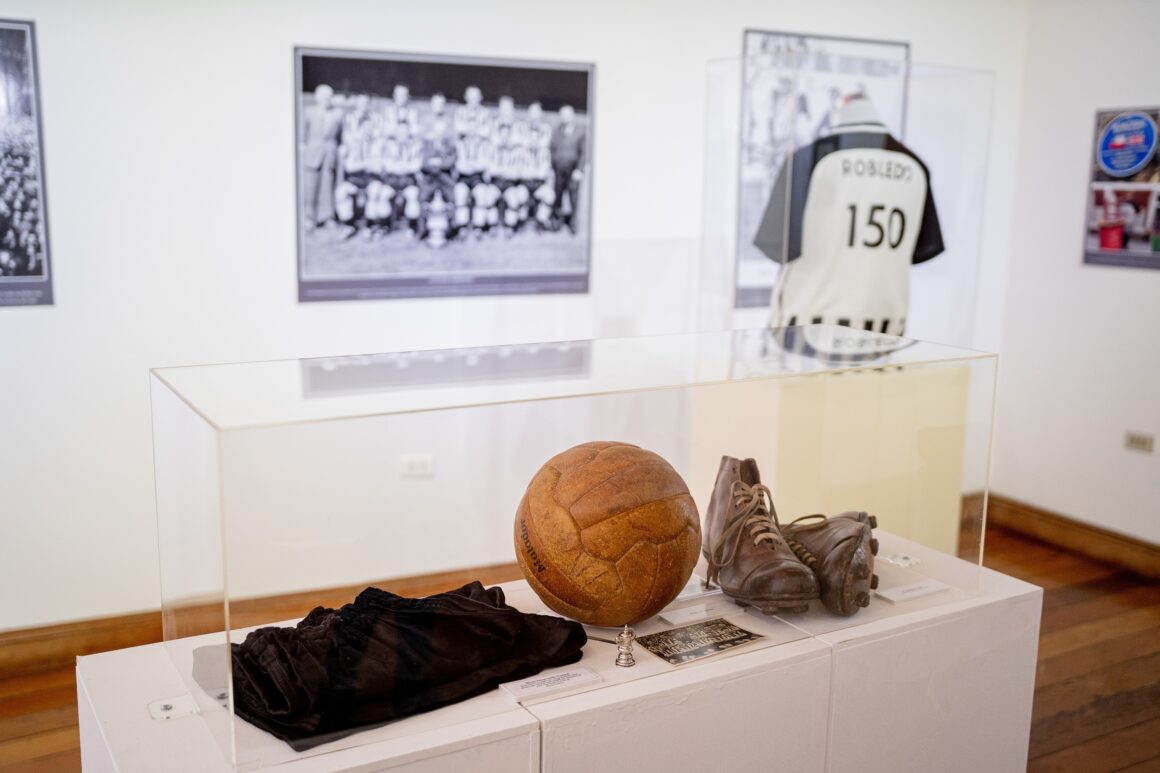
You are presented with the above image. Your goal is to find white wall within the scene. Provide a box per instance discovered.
[0,0,1031,631]
[991,0,1160,543]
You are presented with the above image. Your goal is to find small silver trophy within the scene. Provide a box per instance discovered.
[615,624,636,667]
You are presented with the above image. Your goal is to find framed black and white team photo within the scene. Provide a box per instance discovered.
[294,48,594,302]
[0,19,51,307]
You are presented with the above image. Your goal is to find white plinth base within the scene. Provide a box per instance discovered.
[77,531,1041,772]
[820,572,1042,773]
[530,639,831,773]
[75,633,540,772]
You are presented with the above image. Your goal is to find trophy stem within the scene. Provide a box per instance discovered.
[615,624,636,667]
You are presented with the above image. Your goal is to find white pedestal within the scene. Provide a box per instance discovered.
[498,579,833,773]
[528,638,832,773]
[806,539,1042,773]
[75,631,540,773]
[517,531,1040,773]
[77,533,1040,773]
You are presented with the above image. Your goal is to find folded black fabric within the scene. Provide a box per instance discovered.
[231,581,586,751]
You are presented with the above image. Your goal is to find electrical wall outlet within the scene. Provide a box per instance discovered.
[400,453,436,478]
[1125,431,1154,454]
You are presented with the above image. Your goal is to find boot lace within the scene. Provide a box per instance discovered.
[705,481,787,588]
[783,513,828,571]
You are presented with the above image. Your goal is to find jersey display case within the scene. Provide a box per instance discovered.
[145,325,997,770]
[700,48,994,350]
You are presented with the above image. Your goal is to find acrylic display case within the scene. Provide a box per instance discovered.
[699,44,994,349]
[151,324,995,769]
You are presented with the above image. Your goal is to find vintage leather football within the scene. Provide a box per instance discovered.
[514,441,701,627]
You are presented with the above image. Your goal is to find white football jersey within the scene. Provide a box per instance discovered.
[492,143,522,179]
[454,104,490,137]
[754,122,943,336]
[340,124,370,172]
[382,102,418,133]
[399,138,424,174]
[455,136,491,175]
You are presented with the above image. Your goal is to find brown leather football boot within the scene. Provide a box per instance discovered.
[782,511,879,616]
[702,457,819,614]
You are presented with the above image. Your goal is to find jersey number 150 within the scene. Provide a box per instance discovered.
[847,204,906,250]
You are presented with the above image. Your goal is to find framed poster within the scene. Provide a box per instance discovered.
[734,30,909,308]
[1083,108,1160,270]
[0,19,51,307]
[295,47,594,302]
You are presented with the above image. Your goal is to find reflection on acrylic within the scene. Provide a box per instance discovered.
[301,340,591,397]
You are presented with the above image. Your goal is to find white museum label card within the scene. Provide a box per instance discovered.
[674,575,724,604]
[660,598,737,626]
[875,578,950,604]
[499,667,602,700]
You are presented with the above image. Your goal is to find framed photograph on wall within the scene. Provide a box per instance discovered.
[734,30,909,308]
[1083,107,1160,270]
[0,19,51,307]
[295,48,594,302]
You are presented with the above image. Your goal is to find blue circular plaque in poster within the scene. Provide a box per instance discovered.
[1097,112,1158,177]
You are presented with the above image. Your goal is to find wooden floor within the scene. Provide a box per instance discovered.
[984,528,1160,773]
[1,526,1158,771]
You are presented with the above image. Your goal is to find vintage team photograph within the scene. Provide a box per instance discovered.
[0,19,51,307]
[734,31,908,307]
[295,48,594,302]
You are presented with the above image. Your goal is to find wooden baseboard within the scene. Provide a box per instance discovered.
[0,562,522,681]
[0,611,162,684]
[959,492,985,559]
[987,494,1160,579]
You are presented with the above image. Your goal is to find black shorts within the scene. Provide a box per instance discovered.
[343,171,372,188]
[230,582,585,752]
[385,174,417,191]
[420,172,454,202]
[457,172,485,189]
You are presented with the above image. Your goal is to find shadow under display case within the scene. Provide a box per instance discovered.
[150,325,996,769]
